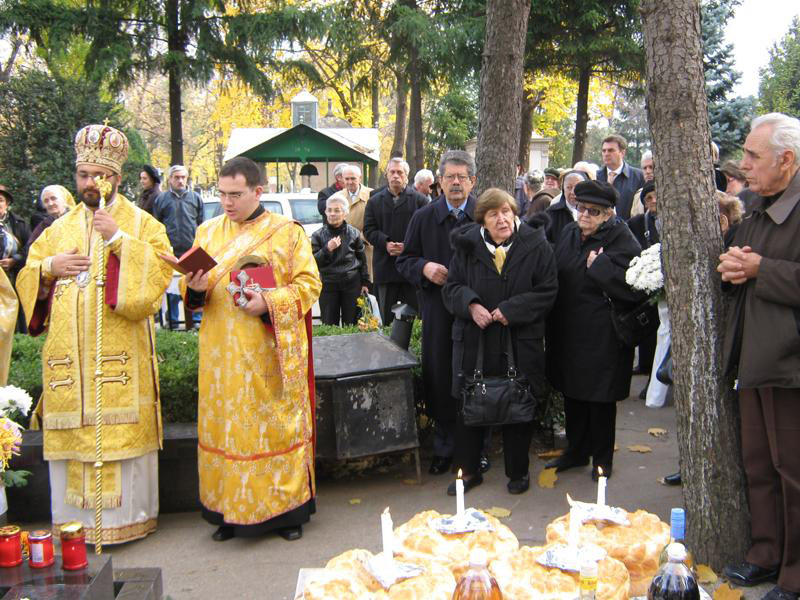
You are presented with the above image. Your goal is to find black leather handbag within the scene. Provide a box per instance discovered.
[607,295,659,348]
[656,344,673,385]
[460,330,536,427]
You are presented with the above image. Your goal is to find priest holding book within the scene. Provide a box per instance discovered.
[16,123,173,544]
[183,156,322,542]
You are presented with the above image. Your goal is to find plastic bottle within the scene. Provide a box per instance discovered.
[658,508,695,570]
[452,548,503,600]
[580,556,599,600]
[648,543,700,600]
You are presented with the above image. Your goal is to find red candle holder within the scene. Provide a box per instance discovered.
[0,525,23,567]
[59,522,88,570]
[29,529,55,568]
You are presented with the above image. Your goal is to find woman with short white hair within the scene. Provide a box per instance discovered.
[310,195,370,325]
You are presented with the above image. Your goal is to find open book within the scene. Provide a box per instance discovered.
[158,246,217,275]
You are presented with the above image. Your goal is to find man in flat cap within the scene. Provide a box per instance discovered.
[17,123,173,545]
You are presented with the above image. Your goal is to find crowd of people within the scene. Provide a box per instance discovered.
[2,110,800,600]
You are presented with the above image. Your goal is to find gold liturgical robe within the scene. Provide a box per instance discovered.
[0,269,18,386]
[186,210,321,526]
[16,196,172,514]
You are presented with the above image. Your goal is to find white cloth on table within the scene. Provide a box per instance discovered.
[646,299,671,408]
[49,451,159,544]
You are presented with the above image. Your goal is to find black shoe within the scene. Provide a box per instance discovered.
[723,562,779,587]
[479,454,491,474]
[507,474,530,495]
[212,525,234,541]
[545,454,590,472]
[447,474,483,496]
[277,526,303,541]
[639,384,648,400]
[428,456,452,476]
[663,471,682,486]
[592,465,613,481]
[762,586,799,600]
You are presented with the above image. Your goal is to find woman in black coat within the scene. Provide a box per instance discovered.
[545,180,643,480]
[443,188,558,495]
[310,194,370,326]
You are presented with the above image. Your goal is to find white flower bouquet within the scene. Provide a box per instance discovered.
[625,243,665,301]
[0,385,33,487]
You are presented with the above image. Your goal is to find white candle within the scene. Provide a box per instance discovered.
[456,469,465,517]
[381,507,394,560]
[596,467,607,507]
[568,507,580,548]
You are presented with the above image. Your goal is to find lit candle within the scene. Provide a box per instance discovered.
[456,469,465,517]
[568,507,580,548]
[381,507,394,561]
[596,467,607,507]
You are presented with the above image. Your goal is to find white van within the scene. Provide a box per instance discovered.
[203,192,322,237]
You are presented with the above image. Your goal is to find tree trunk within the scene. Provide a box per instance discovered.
[518,89,536,171]
[370,70,380,188]
[413,83,423,173]
[391,75,408,159]
[166,0,185,165]
[475,0,530,196]
[405,68,423,174]
[641,0,750,570]
[571,64,591,165]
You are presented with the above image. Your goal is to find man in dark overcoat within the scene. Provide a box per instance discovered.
[363,157,427,325]
[397,150,477,476]
[596,134,645,220]
[719,113,800,600]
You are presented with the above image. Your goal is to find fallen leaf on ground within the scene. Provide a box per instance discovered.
[713,583,742,600]
[614,444,619,451]
[349,498,361,505]
[696,564,718,584]
[537,449,564,459]
[484,506,511,518]
[538,468,558,488]
[628,444,653,453]
[648,427,668,438]
[402,479,419,485]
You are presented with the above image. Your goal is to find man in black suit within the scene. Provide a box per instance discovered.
[363,157,427,325]
[596,134,645,220]
[397,150,477,476]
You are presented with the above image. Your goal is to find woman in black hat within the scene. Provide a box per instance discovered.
[138,165,161,214]
[544,180,643,480]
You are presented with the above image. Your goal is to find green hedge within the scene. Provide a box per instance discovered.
[8,324,416,424]
[7,320,564,432]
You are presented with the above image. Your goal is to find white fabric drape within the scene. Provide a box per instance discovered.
[646,300,671,408]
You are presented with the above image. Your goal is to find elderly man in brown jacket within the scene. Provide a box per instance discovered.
[329,164,373,282]
[719,112,800,600]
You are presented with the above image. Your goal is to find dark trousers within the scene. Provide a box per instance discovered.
[319,276,361,326]
[739,387,800,593]
[454,414,531,480]
[376,282,418,326]
[563,397,617,471]
[638,331,657,372]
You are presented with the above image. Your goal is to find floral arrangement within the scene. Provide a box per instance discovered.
[625,243,665,301]
[356,294,381,332]
[0,385,32,487]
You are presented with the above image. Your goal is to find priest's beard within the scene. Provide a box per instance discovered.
[79,185,118,209]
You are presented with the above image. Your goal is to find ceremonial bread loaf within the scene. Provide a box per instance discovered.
[489,545,630,600]
[545,509,670,596]
[393,509,519,579]
[302,548,455,599]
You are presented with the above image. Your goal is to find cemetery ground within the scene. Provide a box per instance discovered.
[16,375,769,600]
